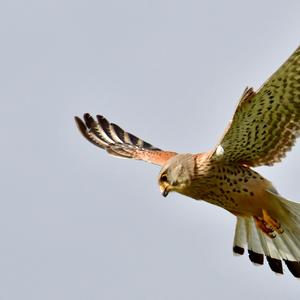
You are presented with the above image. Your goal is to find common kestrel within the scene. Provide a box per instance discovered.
[75,46,300,277]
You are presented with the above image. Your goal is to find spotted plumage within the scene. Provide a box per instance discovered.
[75,45,300,278]
[212,47,300,166]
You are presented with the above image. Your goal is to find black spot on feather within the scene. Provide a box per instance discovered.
[267,256,283,274]
[233,246,244,255]
[284,260,300,278]
[248,250,264,265]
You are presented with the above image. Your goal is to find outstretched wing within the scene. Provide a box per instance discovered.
[75,113,177,166]
[211,46,300,167]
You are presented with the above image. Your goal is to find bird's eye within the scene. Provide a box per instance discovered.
[161,174,168,182]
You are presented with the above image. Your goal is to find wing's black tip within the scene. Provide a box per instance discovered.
[83,113,95,129]
[96,115,106,123]
[248,250,264,265]
[267,256,283,274]
[83,113,91,119]
[110,122,126,142]
[233,246,244,255]
[74,115,105,148]
[74,116,87,134]
[284,260,300,278]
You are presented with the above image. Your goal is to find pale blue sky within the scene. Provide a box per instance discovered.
[1,0,300,299]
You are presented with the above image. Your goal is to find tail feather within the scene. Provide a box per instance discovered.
[257,229,283,274]
[233,195,300,278]
[233,217,246,255]
[246,217,264,265]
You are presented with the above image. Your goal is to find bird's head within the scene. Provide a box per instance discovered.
[158,154,194,197]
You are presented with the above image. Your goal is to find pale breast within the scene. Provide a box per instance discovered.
[186,160,272,215]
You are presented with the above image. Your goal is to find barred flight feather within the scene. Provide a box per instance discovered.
[75,113,176,166]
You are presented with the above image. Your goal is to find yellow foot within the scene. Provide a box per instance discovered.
[254,216,276,238]
[262,209,284,234]
[254,210,284,238]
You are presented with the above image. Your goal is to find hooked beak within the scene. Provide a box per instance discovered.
[160,185,169,197]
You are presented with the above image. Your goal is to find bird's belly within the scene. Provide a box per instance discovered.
[184,165,273,216]
[200,189,263,216]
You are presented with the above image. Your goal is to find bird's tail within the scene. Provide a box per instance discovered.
[233,191,300,277]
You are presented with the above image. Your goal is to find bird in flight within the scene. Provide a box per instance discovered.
[75,46,300,278]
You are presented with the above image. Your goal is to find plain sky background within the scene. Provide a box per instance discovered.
[1,0,300,299]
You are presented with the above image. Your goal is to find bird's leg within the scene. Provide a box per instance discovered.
[254,216,276,238]
[254,209,284,238]
[262,209,284,234]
